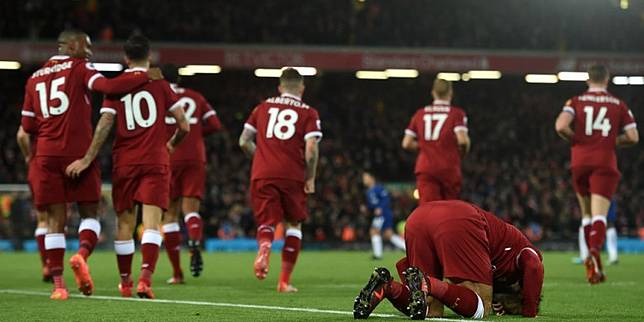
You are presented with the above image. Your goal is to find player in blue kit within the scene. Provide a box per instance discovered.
[362,171,406,259]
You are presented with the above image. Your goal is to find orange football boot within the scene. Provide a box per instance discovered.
[50,288,69,300]
[69,254,94,295]
[136,281,155,299]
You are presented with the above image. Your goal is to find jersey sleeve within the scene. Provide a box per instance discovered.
[85,64,149,95]
[453,109,468,133]
[20,84,38,134]
[99,96,119,115]
[244,105,259,134]
[562,98,576,116]
[304,108,323,141]
[620,102,637,131]
[201,100,223,135]
[164,82,183,112]
[405,111,419,138]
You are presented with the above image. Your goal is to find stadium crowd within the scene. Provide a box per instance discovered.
[1,0,643,51]
[1,70,642,245]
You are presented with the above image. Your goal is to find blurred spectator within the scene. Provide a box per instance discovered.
[1,0,643,51]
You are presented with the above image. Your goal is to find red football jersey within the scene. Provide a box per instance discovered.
[405,100,468,174]
[165,85,222,163]
[20,55,148,157]
[563,88,636,169]
[244,93,322,182]
[101,68,181,168]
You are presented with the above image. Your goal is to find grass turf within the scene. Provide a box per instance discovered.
[0,250,643,321]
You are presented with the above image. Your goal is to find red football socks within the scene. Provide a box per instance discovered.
[115,240,135,283]
[184,213,203,242]
[427,276,481,318]
[140,230,162,283]
[45,234,66,287]
[518,248,544,317]
[589,216,607,252]
[582,218,592,250]
[385,280,412,315]
[35,228,47,267]
[279,229,302,285]
[78,218,101,260]
[257,225,275,246]
[163,223,183,277]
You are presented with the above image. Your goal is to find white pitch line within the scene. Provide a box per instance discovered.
[0,289,472,321]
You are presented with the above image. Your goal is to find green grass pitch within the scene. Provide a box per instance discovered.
[0,251,643,321]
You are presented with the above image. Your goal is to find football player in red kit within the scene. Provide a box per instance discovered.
[239,68,322,292]
[66,35,189,299]
[354,201,544,320]
[16,126,50,282]
[20,29,161,300]
[160,64,223,284]
[555,65,638,284]
[402,78,470,203]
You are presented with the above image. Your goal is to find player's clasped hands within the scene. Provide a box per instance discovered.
[65,158,91,179]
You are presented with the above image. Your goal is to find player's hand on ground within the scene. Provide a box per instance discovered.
[147,67,164,80]
[304,179,315,194]
[65,158,90,179]
[167,141,176,154]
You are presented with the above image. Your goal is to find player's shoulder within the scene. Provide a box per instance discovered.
[180,87,204,99]
[450,105,466,115]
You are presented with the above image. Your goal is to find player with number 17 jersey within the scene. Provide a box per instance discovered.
[101,67,182,213]
[562,88,636,198]
[404,102,468,202]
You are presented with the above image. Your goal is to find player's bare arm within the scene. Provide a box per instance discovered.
[304,137,319,194]
[401,134,419,151]
[16,126,32,163]
[167,106,190,153]
[238,128,256,157]
[456,130,471,157]
[616,127,639,148]
[555,110,575,142]
[65,112,115,178]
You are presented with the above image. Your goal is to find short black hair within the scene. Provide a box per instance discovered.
[588,64,609,83]
[161,63,179,84]
[280,68,303,86]
[124,34,150,61]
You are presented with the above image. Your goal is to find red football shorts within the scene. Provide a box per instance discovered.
[170,161,206,200]
[571,166,620,199]
[250,178,307,226]
[112,165,170,213]
[30,156,101,208]
[416,169,461,204]
[404,202,493,285]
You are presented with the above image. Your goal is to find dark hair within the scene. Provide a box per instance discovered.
[587,64,609,83]
[58,29,87,41]
[161,63,179,84]
[124,34,150,61]
[280,68,303,86]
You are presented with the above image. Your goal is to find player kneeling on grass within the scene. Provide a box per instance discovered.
[239,68,322,292]
[67,35,189,299]
[361,170,406,259]
[353,200,543,319]
[160,64,223,284]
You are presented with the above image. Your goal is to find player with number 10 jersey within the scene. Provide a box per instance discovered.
[402,78,470,203]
